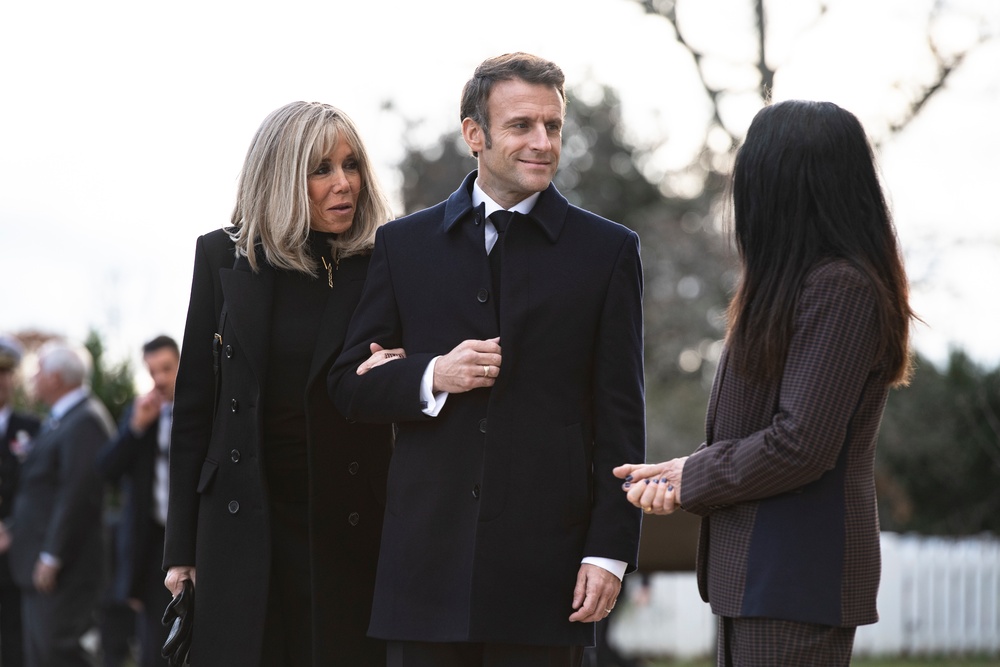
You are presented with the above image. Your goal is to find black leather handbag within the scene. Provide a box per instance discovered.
[161,578,195,666]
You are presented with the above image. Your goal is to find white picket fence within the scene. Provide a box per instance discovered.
[609,532,1000,660]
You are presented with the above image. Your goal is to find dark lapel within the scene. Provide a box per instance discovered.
[496,183,570,363]
[219,254,275,389]
[28,395,87,464]
[704,347,730,446]
[52,394,89,432]
[2,416,12,444]
[306,254,367,389]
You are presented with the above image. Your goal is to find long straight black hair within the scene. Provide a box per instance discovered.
[726,100,914,386]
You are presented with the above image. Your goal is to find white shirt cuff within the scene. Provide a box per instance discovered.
[39,552,61,568]
[420,357,449,417]
[582,556,627,581]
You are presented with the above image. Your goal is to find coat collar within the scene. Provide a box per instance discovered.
[218,249,362,391]
[441,171,569,243]
[49,387,89,421]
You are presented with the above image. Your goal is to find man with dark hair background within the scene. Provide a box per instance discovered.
[97,335,180,667]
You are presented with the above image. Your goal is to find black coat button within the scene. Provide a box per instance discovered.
[348,512,360,526]
[228,500,240,514]
[230,449,241,463]
[230,399,239,413]
[348,462,359,475]
[477,288,489,303]
[225,344,233,359]
[472,484,481,499]
[479,418,487,433]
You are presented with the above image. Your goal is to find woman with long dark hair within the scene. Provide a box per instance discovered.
[615,100,916,666]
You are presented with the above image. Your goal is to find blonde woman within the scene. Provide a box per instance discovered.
[164,102,394,666]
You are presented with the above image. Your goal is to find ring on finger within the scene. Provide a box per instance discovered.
[482,365,489,378]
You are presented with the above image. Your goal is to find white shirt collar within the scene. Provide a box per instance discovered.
[0,405,11,434]
[50,386,89,420]
[472,180,540,218]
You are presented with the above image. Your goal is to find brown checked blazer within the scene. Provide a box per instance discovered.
[680,259,888,628]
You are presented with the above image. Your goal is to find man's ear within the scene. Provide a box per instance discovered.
[462,117,485,155]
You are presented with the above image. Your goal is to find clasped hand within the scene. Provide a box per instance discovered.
[355,338,502,396]
[356,342,408,375]
[432,337,501,394]
[613,457,688,515]
[355,337,503,394]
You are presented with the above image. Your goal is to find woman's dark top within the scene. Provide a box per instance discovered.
[262,231,336,503]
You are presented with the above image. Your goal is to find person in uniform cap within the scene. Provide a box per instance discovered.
[0,334,40,667]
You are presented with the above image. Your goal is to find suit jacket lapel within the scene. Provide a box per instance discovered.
[705,347,730,446]
[220,255,274,389]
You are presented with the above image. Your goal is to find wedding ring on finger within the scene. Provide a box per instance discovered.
[482,365,489,378]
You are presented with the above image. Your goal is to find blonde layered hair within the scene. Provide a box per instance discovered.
[229,101,392,273]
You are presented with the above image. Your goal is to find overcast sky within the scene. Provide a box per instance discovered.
[2,0,998,374]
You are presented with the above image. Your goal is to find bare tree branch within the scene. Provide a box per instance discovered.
[754,0,774,98]
[637,0,735,148]
[637,0,992,159]
[885,0,993,139]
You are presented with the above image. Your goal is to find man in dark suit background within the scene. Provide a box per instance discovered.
[0,341,114,667]
[0,334,41,667]
[97,335,178,667]
[330,52,645,667]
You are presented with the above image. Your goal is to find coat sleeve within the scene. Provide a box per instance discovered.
[164,234,221,567]
[584,230,646,571]
[329,225,437,424]
[96,403,145,482]
[680,263,882,515]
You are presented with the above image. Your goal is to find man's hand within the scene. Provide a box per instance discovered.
[569,563,621,623]
[0,522,10,555]
[432,338,502,394]
[130,389,164,433]
[164,565,197,597]
[356,342,407,376]
[33,559,59,594]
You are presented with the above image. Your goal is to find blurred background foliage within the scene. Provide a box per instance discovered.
[391,0,1000,539]
[9,0,997,540]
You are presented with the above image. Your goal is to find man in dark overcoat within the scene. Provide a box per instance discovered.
[330,52,645,667]
[97,335,180,667]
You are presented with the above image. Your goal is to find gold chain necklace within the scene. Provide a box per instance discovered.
[320,251,338,289]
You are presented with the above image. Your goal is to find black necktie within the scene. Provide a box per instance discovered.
[489,210,513,317]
